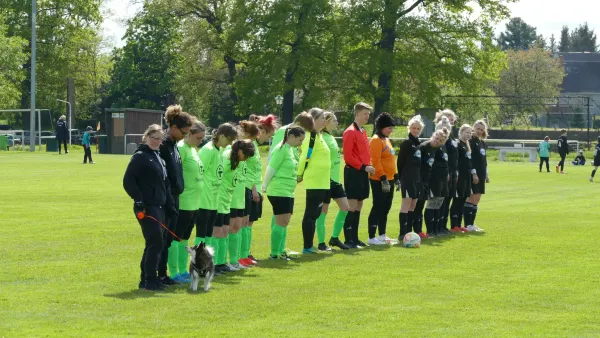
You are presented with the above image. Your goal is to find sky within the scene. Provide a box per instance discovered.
[100,0,600,50]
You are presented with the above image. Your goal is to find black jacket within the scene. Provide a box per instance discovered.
[595,143,600,163]
[418,141,436,184]
[470,136,487,178]
[55,120,68,140]
[457,140,473,178]
[445,137,458,174]
[123,144,173,208]
[397,134,422,183]
[159,136,184,196]
[430,144,449,183]
[557,136,569,155]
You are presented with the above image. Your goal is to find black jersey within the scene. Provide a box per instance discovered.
[418,141,436,183]
[430,144,449,181]
[445,137,458,174]
[397,134,422,182]
[557,135,569,155]
[470,136,487,177]
[594,143,600,166]
[457,140,472,177]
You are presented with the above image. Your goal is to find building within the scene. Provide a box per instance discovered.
[100,108,164,154]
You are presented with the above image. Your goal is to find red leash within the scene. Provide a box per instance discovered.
[137,212,184,242]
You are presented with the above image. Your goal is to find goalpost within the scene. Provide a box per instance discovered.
[0,109,50,151]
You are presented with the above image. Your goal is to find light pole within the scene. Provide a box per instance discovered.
[275,95,283,121]
[30,0,36,151]
[57,99,72,145]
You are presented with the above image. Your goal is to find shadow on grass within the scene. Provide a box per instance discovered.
[104,288,174,300]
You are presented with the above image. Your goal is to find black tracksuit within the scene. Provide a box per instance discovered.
[557,135,569,171]
[470,136,487,194]
[450,140,473,228]
[441,137,458,230]
[55,120,68,153]
[413,141,435,234]
[123,144,173,285]
[158,137,184,278]
[396,134,422,237]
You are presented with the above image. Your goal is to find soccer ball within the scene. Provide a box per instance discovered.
[403,232,421,248]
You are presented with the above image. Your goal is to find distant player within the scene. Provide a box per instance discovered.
[572,151,586,166]
[556,129,569,174]
[590,137,600,182]
[538,136,551,173]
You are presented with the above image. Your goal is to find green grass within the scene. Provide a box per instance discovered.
[2,151,600,336]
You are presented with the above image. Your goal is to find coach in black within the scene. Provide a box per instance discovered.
[556,129,569,174]
[158,105,193,285]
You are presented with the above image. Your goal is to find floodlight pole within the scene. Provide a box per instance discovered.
[29,0,37,152]
[57,99,72,145]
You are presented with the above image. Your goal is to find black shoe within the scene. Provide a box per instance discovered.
[248,254,259,263]
[344,240,358,249]
[215,264,231,273]
[356,240,368,247]
[159,276,178,285]
[144,281,166,291]
[329,237,350,250]
[138,280,145,289]
[317,243,332,252]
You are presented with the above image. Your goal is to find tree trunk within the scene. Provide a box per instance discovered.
[374,0,398,118]
[224,54,238,110]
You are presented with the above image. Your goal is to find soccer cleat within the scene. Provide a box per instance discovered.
[226,263,240,272]
[248,254,259,263]
[138,280,145,289]
[269,255,279,260]
[302,247,318,254]
[317,243,332,252]
[470,225,484,232]
[460,226,469,233]
[466,225,476,232]
[180,272,191,279]
[230,263,247,270]
[426,232,436,238]
[560,171,565,174]
[144,282,166,292]
[356,240,369,247]
[242,257,257,265]
[283,249,301,256]
[590,177,594,182]
[280,252,296,260]
[450,227,462,233]
[377,234,392,243]
[367,237,386,245]
[418,232,430,239]
[215,264,229,274]
[238,259,252,267]
[159,276,179,285]
[329,237,350,250]
[90,161,95,164]
[344,240,359,249]
[172,274,190,283]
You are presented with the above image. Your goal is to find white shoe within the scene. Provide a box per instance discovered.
[232,263,247,269]
[590,177,594,182]
[226,263,240,271]
[465,225,476,232]
[471,225,484,232]
[367,237,386,245]
[377,234,391,242]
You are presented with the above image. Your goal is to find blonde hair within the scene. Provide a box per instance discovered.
[433,127,450,142]
[434,109,457,124]
[458,124,472,153]
[59,115,66,121]
[143,124,164,142]
[435,116,452,133]
[473,119,488,139]
[407,115,425,133]
[354,102,373,115]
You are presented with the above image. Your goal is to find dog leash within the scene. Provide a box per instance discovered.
[137,212,185,242]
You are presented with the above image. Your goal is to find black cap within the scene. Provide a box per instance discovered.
[375,113,395,130]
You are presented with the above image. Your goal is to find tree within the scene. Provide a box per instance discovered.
[0,13,27,109]
[570,22,597,52]
[498,17,537,51]
[559,26,570,52]
[534,34,546,49]
[495,47,566,128]
[549,34,557,53]
[107,4,183,110]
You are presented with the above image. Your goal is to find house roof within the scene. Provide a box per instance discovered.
[557,53,600,93]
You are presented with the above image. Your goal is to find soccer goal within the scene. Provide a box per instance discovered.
[0,109,51,151]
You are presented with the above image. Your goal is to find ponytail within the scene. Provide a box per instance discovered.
[165,105,193,129]
[230,139,256,170]
[281,124,305,148]
[212,123,239,146]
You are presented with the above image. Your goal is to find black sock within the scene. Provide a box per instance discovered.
[472,205,478,225]
[343,211,355,243]
[407,211,414,233]
[368,223,377,239]
[434,209,443,233]
[592,169,597,178]
[399,212,408,237]
[424,208,435,234]
[354,211,361,243]
[462,203,473,226]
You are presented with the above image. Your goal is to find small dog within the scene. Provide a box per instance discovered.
[186,243,215,291]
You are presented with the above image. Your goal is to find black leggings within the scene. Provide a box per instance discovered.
[83,146,93,163]
[440,174,457,230]
[158,195,178,278]
[137,205,165,283]
[539,157,549,172]
[413,199,426,233]
[558,153,566,171]
[302,189,327,249]
[450,197,467,228]
[176,209,197,240]
[368,180,395,238]
[58,139,68,153]
[195,209,218,239]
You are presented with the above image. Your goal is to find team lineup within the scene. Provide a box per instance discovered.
[123,103,489,291]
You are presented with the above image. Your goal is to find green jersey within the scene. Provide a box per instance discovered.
[321,132,341,183]
[267,143,299,198]
[231,160,247,210]
[245,140,263,191]
[198,142,224,210]
[218,146,239,214]
[177,141,204,210]
[270,124,299,161]
[297,132,330,189]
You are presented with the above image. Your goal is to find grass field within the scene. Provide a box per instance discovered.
[2,150,600,336]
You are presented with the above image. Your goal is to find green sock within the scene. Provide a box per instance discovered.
[271,215,275,230]
[240,227,249,259]
[247,227,253,256]
[167,240,180,277]
[206,236,215,249]
[193,237,204,246]
[271,225,285,257]
[279,227,287,255]
[316,213,326,244]
[237,231,242,259]
[228,233,239,265]
[178,240,189,275]
[213,237,221,265]
[332,210,348,238]
[218,237,228,265]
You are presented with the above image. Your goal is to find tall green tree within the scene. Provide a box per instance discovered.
[107,4,183,110]
[549,34,557,53]
[559,26,570,52]
[0,13,27,109]
[570,22,597,52]
[498,17,537,51]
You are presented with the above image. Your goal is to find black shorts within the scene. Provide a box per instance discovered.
[455,175,472,199]
[214,213,231,227]
[230,208,245,218]
[471,179,486,194]
[594,159,600,167]
[324,180,346,204]
[245,188,263,222]
[429,179,449,198]
[418,183,429,200]
[400,180,420,199]
[344,166,369,201]
[267,196,295,215]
